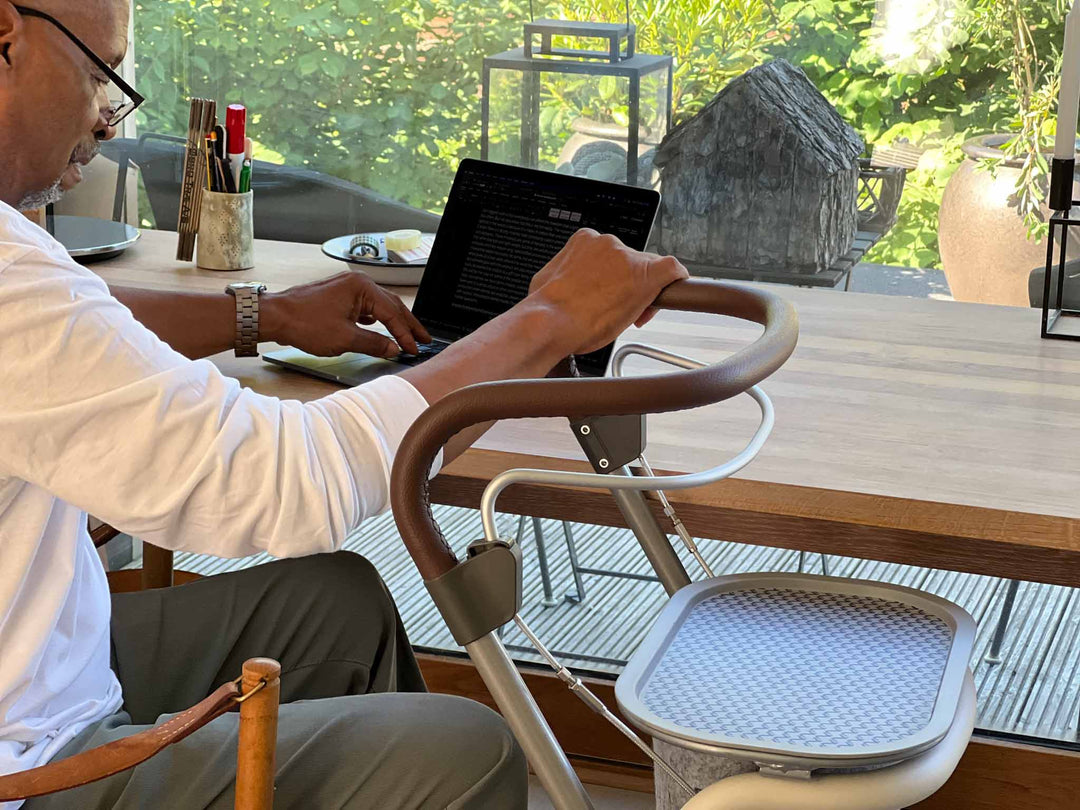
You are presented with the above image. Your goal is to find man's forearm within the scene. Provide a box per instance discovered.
[401,300,575,465]
[109,286,238,359]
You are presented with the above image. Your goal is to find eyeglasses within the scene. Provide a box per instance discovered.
[13,5,144,127]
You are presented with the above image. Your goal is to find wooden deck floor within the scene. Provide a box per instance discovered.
[167,505,1080,744]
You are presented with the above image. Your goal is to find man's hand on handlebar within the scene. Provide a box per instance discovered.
[527,229,689,356]
[400,229,689,466]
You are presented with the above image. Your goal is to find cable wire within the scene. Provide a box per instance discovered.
[513,615,697,799]
[637,455,716,579]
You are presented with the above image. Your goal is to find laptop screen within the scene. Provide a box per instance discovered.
[412,159,661,377]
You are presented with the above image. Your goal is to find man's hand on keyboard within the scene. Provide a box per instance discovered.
[262,272,431,358]
[527,228,688,356]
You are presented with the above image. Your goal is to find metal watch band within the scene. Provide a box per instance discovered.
[225,283,267,357]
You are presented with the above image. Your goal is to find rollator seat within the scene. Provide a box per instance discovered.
[616,573,976,775]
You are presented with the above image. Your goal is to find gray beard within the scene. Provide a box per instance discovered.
[15,141,98,212]
[16,178,64,212]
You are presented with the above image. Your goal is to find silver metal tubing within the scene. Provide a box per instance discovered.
[514,616,697,800]
[479,384,774,548]
[466,633,594,810]
[986,578,1021,663]
[611,473,691,595]
[561,522,588,603]
[611,342,708,377]
[466,346,774,806]
[531,517,560,607]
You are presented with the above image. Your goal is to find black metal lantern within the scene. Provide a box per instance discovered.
[1040,211,1080,339]
[480,17,673,187]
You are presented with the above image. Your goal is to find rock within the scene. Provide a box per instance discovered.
[654,59,864,274]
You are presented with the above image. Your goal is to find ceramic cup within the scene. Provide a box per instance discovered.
[197,191,254,271]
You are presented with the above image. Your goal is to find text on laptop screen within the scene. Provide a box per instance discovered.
[412,160,660,375]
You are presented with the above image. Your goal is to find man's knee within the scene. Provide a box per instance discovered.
[274,694,528,809]
[365,694,527,809]
[445,698,528,809]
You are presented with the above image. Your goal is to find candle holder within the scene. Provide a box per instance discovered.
[1046,3,1080,338]
[1041,155,1080,339]
[1041,208,1080,340]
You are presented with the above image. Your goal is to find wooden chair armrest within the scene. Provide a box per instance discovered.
[0,682,240,801]
[0,659,280,804]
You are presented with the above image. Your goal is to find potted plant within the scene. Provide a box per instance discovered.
[938,0,1074,306]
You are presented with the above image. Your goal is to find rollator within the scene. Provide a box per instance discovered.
[390,279,977,810]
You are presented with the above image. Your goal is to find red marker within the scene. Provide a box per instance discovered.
[226,104,247,190]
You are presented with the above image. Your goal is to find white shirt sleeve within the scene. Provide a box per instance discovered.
[0,245,440,559]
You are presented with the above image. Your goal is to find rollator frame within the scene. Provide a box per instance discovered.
[390,279,974,810]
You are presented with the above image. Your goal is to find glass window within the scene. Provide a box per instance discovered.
[127,1,1067,306]
[125,0,1077,749]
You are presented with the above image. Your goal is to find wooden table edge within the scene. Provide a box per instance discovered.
[432,450,1080,587]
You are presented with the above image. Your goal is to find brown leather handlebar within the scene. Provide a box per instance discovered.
[390,278,799,582]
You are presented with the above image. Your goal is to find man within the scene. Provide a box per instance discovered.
[0,2,688,808]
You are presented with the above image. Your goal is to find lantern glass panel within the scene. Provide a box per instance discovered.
[485,63,670,188]
[486,68,527,168]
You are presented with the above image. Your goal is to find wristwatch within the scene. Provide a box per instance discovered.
[225,282,268,357]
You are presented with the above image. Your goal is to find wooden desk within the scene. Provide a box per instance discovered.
[94,230,1080,588]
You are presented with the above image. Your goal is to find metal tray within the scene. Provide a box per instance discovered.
[45,215,139,264]
[615,573,975,773]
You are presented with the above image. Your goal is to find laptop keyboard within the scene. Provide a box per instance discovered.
[393,341,449,367]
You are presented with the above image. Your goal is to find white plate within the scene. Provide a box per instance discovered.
[321,232,435,287]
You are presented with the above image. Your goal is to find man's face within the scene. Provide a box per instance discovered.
[0,1,129,209]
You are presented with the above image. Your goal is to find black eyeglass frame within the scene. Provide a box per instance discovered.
[13,5,144,126]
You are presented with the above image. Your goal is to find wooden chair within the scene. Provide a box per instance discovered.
[0,658,281,809]
[91,519,198,593]
[3,526,283,807]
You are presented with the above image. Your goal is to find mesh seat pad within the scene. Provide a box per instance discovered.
[616,575,975,771]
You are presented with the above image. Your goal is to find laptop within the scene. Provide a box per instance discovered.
[264,158,661,386]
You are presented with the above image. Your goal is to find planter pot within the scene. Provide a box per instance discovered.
[938,134,1078,306]
[555,117,659,186]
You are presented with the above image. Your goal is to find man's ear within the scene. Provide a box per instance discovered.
[0,3,23,68]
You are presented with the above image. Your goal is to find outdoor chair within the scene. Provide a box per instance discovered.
[0,526,280,807]
[99,134,440,242]
[0,657,281,809]
[524,515,830,610]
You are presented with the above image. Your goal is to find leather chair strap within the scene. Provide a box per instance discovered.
[0,681,242,801]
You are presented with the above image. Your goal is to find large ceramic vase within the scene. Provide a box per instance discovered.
[939,134,1076,306]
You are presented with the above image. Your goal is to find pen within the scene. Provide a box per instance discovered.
[239,160,252,194]
[226,105,247,191]
[242,137,254,193]
[207,132,219,192]
[216,156,231,194]
[220,155,237,194]
[204,135,213,191]
[213,125,226,160]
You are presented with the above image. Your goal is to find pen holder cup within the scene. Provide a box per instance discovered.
[197,191,254,271]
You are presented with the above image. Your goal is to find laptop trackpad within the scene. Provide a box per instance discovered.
[263,347,403,387]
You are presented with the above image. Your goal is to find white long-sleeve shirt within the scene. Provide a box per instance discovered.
[0,200,434,797]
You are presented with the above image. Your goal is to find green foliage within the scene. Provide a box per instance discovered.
[134,0,528,211]
[551,1,796,124]
[765,0,1065,267]
[133,0,1069,268]
[969,0,1068,240]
